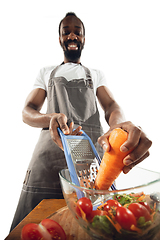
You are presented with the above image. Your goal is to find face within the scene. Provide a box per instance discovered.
[59,15,85,63]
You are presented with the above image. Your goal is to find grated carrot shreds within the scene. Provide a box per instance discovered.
[130,225,142,234]
[97,201,108,210]
[105,214,122,233]
[130,192,145,198]
[108,209,116,222]
[75,202,88,222]
[123,203,130,208]
[137,193,146,202]
[151,211,156,222]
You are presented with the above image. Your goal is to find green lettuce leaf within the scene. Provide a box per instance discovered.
[92,215,113,234]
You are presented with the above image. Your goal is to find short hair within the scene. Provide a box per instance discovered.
[58,12,85,36]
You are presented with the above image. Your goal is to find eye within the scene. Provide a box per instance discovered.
[62,30,70,36]
[75,30,82,36]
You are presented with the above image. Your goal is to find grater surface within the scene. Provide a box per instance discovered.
[58,127,116,193]
[66,138,99,189]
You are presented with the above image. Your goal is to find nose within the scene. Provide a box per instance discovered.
[67,32,77,40]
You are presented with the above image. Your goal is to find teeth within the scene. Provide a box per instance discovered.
[68,44,78,50]
[68,44,77,47]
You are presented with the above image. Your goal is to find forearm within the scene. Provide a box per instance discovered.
[105,102,125,127]
[22,106,52,128]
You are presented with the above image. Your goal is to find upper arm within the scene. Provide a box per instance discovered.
[24,88,47,112]
[96,85,116,112]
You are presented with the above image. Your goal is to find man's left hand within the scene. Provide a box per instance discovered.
[98,121,152,174]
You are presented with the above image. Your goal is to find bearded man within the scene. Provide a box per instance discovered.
[10,12,152,231]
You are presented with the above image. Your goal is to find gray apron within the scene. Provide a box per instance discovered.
[10,64,104,231]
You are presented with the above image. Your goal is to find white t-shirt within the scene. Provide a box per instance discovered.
[33,63,107,95]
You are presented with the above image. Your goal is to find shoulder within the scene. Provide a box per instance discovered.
[81,65,106,94]
[33,65,58,91]
[86,67,105,79]
[86,66,107,88]
[38,65,58,76]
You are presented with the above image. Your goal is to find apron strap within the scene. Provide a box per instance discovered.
[82,65,93,89]
[49,64,93,89]
[49,65,60,80]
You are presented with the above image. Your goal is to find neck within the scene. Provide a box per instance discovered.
[64,56,81,64]
[64,60,81,64]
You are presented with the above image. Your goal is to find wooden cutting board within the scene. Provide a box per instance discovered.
[49,206,93,240]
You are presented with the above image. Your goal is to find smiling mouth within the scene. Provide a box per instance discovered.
[67,43,78,51]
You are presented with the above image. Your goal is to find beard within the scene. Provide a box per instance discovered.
[62,39,84,62]
[64,49,81,62]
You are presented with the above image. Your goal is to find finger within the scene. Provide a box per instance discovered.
[123,134,152,165]
[120,126,142,152]
[56,114,70,135]
[123,151,150,174]
[98,133,111,152]
[76,130,83,136]
[72,126,82,135]
[49,118,63,150]
[69,122,74,134]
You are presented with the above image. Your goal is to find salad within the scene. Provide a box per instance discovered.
[74,192,160,240]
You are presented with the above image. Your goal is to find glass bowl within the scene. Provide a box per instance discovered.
[59,167,160,240]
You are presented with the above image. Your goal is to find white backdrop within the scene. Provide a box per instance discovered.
[1,1,160,238]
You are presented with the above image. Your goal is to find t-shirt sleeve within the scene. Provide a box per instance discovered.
[96,70,108,89]
[90,69,108,95]
[33,68,47,91]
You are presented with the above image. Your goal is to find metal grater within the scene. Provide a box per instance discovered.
[58,128,101,190]
[67,138,99,189]
[58,128,116,196]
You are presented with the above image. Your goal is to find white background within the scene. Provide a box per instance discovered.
[1,0,160,239]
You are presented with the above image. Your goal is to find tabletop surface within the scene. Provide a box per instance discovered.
[5,198,160,240]
[5,199,67,240]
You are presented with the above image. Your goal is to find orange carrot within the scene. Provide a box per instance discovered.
[95,128,133,190]
[130,225,142,234]
[105,214,122,233]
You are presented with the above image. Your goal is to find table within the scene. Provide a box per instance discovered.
[5,199,66,240]
[5,199,160,240]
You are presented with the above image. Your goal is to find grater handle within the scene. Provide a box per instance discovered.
[58,128,84,198]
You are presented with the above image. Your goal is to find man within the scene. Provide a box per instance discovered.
[10,12,152,231]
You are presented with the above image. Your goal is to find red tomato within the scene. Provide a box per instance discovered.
[139,201,152,214]
[21,219,66,240]
[41,219,66,240]
[103,199,122,212]
[128,203,151,222]
[115,206,137,231]
[21,223,51,240]
[87,209,108,222]
[76,197,93,217]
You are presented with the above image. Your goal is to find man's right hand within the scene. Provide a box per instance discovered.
[49,113,82,150]
[22,88,82,150]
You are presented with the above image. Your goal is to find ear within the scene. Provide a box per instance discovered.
[59,37,62,47]
[82,37,85,49]
[83,37,85,45]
